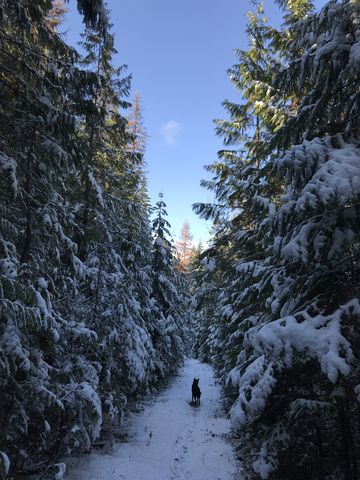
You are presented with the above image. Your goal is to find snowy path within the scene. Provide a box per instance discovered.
[66,358,238,480]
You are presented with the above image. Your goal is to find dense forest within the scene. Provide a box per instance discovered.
[193,0,360,478]
[0,1,190,478]
[1,0,360,479]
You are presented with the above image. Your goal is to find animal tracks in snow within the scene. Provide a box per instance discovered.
[66,359,239,480]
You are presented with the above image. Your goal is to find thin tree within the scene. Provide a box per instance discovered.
[127,91,149,205]
[175,220,193,272]
[127,91,148,155]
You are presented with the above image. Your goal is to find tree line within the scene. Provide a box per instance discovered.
[3,0,360,478]
[193,0,360,478]
[0,1,190,477]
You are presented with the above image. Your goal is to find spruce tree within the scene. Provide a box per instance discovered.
[152,194,189,371]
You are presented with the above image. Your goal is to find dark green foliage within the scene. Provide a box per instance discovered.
[0,2,189,476]
[151,194,190,371]
[194,1,360,478]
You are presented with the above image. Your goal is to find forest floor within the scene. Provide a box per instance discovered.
[65,358,239,480]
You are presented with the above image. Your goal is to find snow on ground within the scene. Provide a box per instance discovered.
[66,358,239,480]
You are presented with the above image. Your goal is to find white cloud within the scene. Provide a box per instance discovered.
[160,120,183,145]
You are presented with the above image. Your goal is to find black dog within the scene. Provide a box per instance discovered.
[192,378,201,405]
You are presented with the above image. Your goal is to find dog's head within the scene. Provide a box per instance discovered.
[192,378,199,386]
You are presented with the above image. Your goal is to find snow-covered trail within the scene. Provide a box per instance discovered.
[66,358,238,480]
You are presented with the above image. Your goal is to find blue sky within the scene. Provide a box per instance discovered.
[64,0,324,244]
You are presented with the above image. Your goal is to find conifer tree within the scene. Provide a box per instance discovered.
[45,0,69,32]
[175,220,194,272]
[194,0,360,477]
[127,92,148,156]
[126,92,150,206]
[0,0,100,471]
[0,2,190,476]
[193,2,284,381]
[151,194,189,370]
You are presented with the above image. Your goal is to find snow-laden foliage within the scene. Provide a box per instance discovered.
[0,1,190,476]
[194,1,360,478]
[151,195,190,372]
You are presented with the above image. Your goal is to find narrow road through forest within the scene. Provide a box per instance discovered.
[66,358,238,480]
